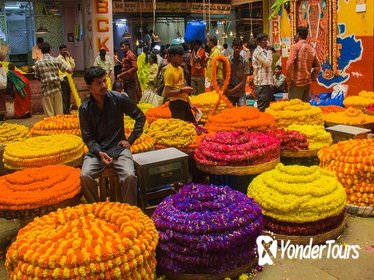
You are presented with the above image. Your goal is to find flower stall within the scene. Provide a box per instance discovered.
[248,163,347,244]
[0,165,81,220]
[5,202,158,279]
[152,183,262,279]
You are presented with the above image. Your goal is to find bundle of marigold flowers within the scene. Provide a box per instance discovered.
[30,114,80,136]
[195,130,280,166]
[3,134,84,170]
[0,123,29,146]
[6,202,158,279]
[318,105,346,114]
[343,90,374,109]
[152,183,263,274]
[189,91,233,123]
[266,99,324,127]
[204,106,275,132]
[323,107,374,125]
[319,139,374,207]
[147,118,197,148]
[267,129,309,151]
[145,103,171,124]
[127,132,154,154]
[138,102,155,113]
[287,125,332,150]
[0,165,80,218]
[248,163,347,235]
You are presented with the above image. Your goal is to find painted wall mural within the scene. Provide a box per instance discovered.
[279,0,373,94]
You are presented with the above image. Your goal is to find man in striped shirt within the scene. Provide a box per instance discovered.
[252,33,273,112]
[35,42,72,116]
[286,26,321,102]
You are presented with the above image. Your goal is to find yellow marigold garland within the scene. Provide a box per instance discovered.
[189,91,233,123]
[3,134,84,170]
[0,165,80,211]
[323,107,374,125]
[318,139,374,207]
[106,74,112,90]
[137,103,155,113]
[66,73,82,108]
[147,118,197,148]
[247,163,347,223]
[287,125,332,150]
[265,99,324,127]
[5,202,158,279]
[343,90,374,109]
[30,114,81,136]
[0,123,29,146]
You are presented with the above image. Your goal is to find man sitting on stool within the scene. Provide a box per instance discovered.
[79,67,146,205]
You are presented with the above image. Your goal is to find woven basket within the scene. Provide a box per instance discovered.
[0,193,82,220]
[346,204,374,217]
[263,218,346,245]
[160,257,258,280]
[280,149,318,158]
[197,158,279,176]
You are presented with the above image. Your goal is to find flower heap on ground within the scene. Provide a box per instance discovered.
[124,115,154,153]
[343,90,374,110]
[268,129,309,151]
[323,107,374,125]
[247,163,347,236]
[318,139,374,207]
[189,91,233,123]
[318,105,346,114]
[0,165,80,212]
[287,125,332,150]
[204,106,275,133]
[30,114,81,136]
[0,123,29,146]
[6,202,158,279]
[3,134,84,170]
[265,99,324,127]
[195,131,280,166]
[147,118,197,149]
[152,183,263,274]
[145,103,171,124]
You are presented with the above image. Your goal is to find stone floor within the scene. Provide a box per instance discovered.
[0,115,373,280]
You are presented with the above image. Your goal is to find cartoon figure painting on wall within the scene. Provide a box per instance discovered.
[293,0,363,88]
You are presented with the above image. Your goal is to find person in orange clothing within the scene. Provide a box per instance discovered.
[7,63,32,118]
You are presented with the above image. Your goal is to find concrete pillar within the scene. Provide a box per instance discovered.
[82,0,114,69]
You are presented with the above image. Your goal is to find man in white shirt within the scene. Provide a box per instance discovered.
[57,44,76,114]
[252,33,273,112]
[93,49,113,75]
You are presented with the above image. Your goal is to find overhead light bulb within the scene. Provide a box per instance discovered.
[229,31,233,37]
[215,29,219,35]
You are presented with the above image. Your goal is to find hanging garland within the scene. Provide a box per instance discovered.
[66,73,81,107]
[210,54,232,115]
[106,74,112,90]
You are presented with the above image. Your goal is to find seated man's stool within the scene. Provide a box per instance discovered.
[98,166,121,202]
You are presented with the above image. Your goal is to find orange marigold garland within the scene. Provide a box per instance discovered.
[0,165,80,212]
[318,105,346,114]
[211,55,231,94]
[323,107,374,125]
[318,139,374,207]
[3,134,84,170]
[204,106,275,133]
[145,102,172,124]
[5,202,159,279]
[30,114,81,136]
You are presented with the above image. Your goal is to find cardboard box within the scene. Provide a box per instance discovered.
[325,125,371,143]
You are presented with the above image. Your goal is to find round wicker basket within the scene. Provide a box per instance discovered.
[0,193,82,220]
[263,218,346,245]
[196,158,279,176]
[280,149,318,158]
[160,257,258,280]
[346,204,374,217]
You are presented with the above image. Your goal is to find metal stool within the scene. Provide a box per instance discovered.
[98,166,122,202]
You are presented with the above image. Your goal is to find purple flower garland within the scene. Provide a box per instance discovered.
[152,183,263,274]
